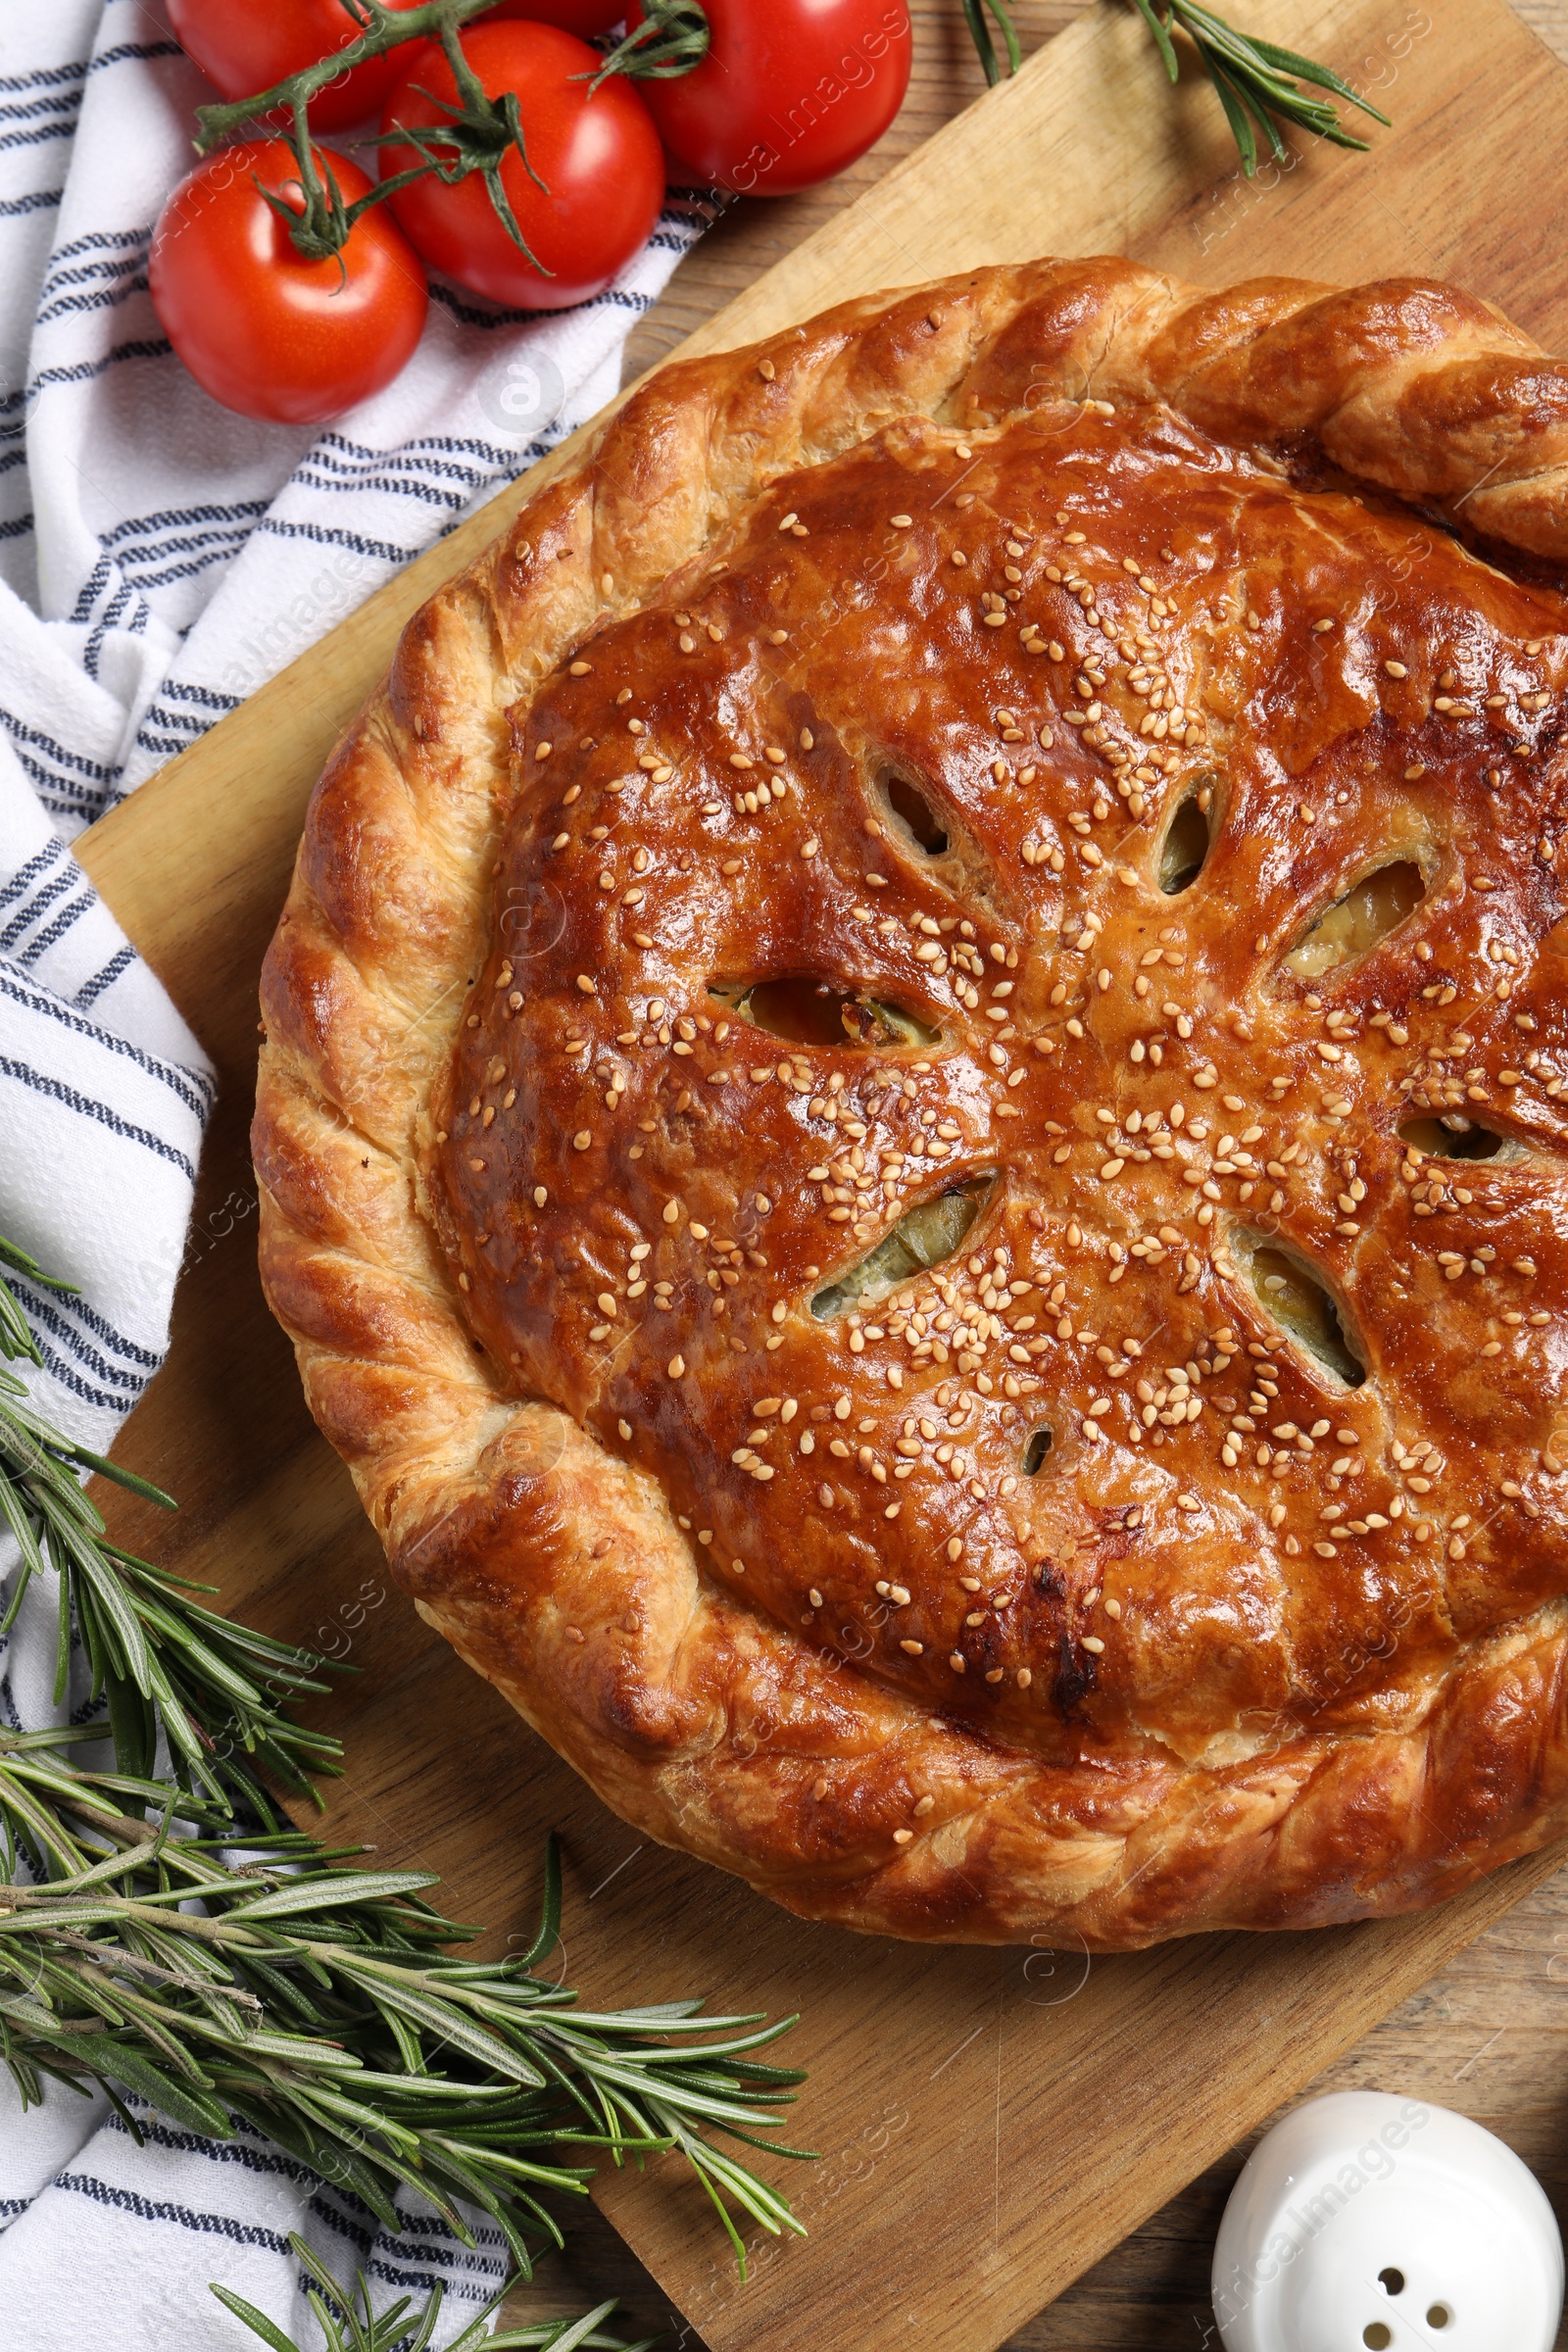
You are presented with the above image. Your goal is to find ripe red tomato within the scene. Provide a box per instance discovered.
[484,0,626,30]
[168,0,421,132]
[627,0,911,196]
[149,140,429,425]
[379,23,664,311]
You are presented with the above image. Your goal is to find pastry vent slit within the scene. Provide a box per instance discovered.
[1022,1426,1054,1475]
[1398,1115,1509,1163]
[870,759,1002,915]
[1284,859,1425,980]
[882,769,949,857]
[710,976,939,1051]
[1157,786,1212,895]
[810,1176,994,1317]
[1234,1231,1367,1389]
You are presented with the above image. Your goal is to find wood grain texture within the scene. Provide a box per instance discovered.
[72,0,1568,2345]
[489,1860,1568,2352]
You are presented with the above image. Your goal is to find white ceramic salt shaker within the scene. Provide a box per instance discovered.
[1211,2089,1563,2351]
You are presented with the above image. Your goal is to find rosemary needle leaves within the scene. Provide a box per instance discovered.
[1131,0,1390,173]
[969,0,1389,175]
[960,0,1021,86]
[0,1739,810,2274]
[213,2235,659,2352]
[0,1238,342,1822]
[0,1234,810,2271]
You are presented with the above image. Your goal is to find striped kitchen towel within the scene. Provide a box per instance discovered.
[1,0,710,829]
[0,2,710,2343]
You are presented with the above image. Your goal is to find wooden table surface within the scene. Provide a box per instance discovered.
[490,1,1568,2343]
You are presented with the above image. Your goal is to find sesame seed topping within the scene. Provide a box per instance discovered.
[437,411,1568,1795]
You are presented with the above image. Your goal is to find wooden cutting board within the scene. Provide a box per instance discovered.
[73,0,1568,2343]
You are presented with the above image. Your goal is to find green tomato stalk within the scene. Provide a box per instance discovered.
[188,0,716,274]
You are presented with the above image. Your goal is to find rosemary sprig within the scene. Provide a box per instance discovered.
[0,1234,74,1360]
[0,1248,343,1824]
[970,0,1389,174]
[959,0,1021,89]
[1131,0,1390,172]
[0,1736,809,2276]
[214,2234,658,2352]
[0,1234,810,2273]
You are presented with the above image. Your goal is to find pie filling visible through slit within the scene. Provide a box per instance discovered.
[257,261,1568,1946]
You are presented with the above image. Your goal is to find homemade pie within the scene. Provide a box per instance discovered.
[256,258,1568,1949]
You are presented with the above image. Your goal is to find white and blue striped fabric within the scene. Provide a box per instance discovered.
[0,4,710,2342]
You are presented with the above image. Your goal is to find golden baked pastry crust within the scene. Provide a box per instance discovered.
[256,257,1568,1949]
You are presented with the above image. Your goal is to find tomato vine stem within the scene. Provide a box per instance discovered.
[251,108,430,273]
[197,0,557,272]
[379,14,553,275]
[586,0,711,92]
[190,0,499,154]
